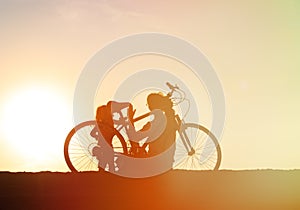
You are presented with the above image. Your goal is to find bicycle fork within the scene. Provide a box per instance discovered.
[176,116,195,156]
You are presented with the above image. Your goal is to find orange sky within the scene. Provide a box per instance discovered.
[0,0,300,171]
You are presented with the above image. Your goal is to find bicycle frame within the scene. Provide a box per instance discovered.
[113,106,196,157]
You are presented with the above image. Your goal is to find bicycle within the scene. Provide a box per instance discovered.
[64,82,222,172]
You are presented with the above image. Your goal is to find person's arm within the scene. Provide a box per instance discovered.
[108,101,132,112]
[127,109,166,143]
[90,126,98,138]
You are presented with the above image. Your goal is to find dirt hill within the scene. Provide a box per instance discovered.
[0,170,299,209]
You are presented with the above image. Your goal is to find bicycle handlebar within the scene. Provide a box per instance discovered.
[166,82,178,91]
[166,82,179,97]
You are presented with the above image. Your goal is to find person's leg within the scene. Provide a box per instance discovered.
[129,140,139,156]
[106,146,115,172]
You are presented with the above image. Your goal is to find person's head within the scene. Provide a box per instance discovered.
[96,105,113,124]
[147,92,173,111]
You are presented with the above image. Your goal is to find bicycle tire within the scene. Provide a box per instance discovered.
[64,120,128,172]
[174,123,222,170]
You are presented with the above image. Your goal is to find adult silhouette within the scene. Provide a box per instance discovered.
[142,92,178,158]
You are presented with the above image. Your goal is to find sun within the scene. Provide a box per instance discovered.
[1,86,72,171]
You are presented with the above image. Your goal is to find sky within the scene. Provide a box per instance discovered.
[0,0,300,172]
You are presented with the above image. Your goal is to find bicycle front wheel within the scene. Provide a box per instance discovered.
[174,123,222,170]
[64,120,127,172]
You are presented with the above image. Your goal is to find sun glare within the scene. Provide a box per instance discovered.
[1,86,71,171]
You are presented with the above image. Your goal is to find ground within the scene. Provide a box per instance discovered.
[0,170,299,209]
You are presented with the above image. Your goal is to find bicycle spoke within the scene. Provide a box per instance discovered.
[64,120,127,172]
[174,123,221,170]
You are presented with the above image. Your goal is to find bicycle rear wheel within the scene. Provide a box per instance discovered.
[174,123,221,170]
[64,120,127,172]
